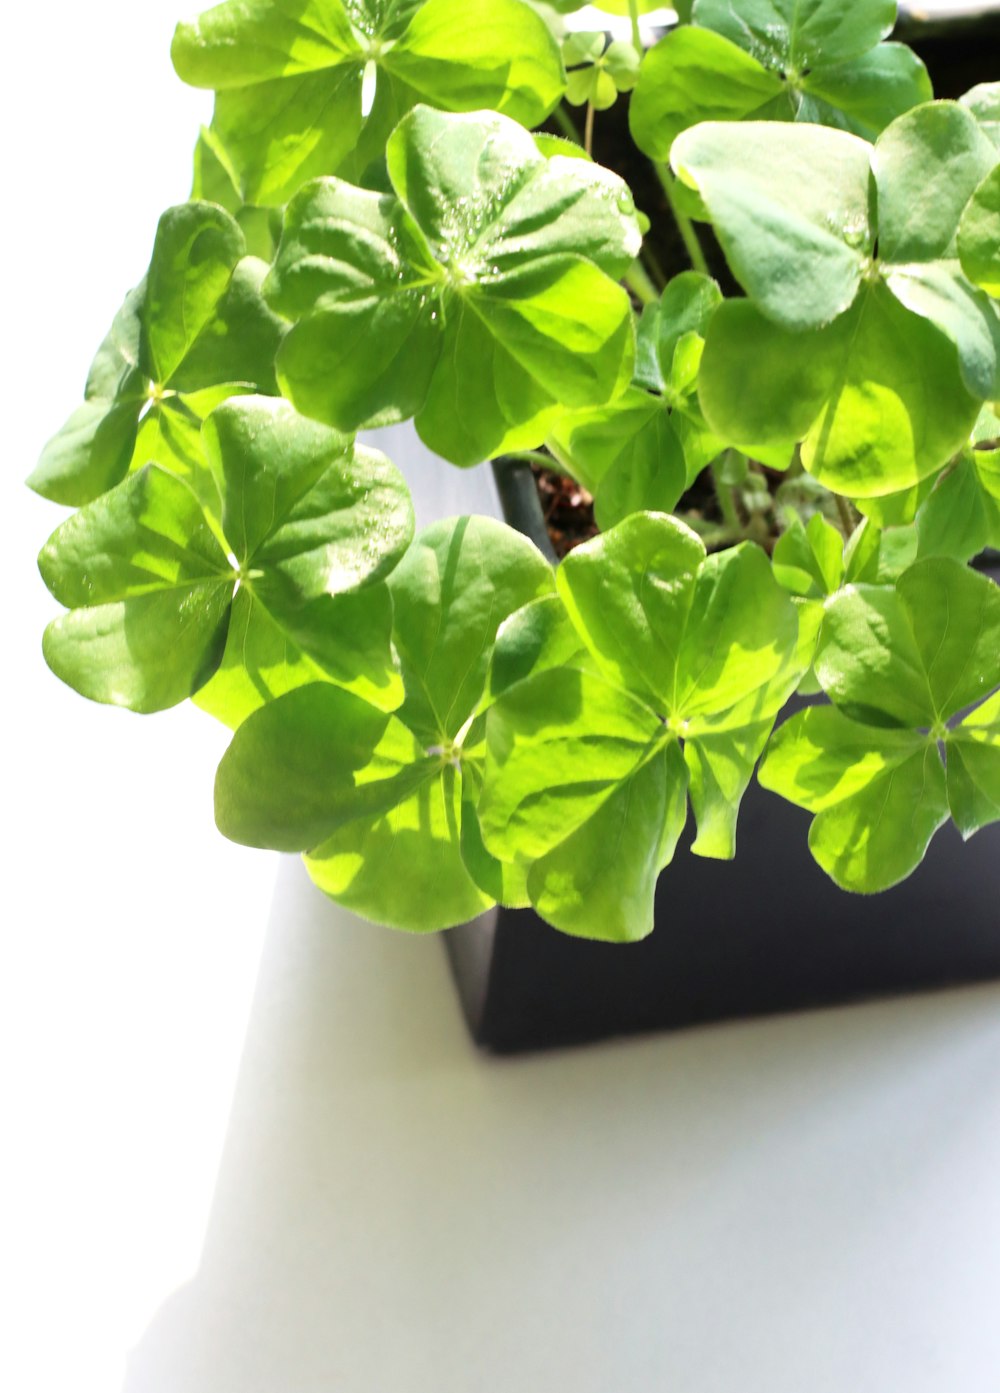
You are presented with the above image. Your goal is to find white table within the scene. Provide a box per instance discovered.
[6,6,1000,1389]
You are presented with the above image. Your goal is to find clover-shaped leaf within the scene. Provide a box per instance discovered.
[266,106,641,465]
[915,407,1000,562]
[630,0,930,162]
[564,33,639,111]
[191,125,281,262]
[39,398,413,717]
[962,82,1000,150]
[759,558,1000,890]
[172,0,565,206]
[214,516,555,930]
[547,272,726,527]
[478,513,807,940]
[681,105,999,496]
[959,164,1000,299]
[29,202,285,510]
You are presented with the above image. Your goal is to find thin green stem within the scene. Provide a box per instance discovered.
[624,261,658,305]
[653,162,710,277]
[584,100,596,157]
[639,240,668,290]
[627,0,643,54]
[502,449,555,470]
[711,460,743,533]
[552,104,581,143]
[834,491,856,540]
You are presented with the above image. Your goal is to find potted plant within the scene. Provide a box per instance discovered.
[30,0,1000,1050]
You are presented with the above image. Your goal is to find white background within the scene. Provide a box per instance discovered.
[3,4,1000,1390]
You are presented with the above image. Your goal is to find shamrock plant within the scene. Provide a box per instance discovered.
[31,0,1000,942]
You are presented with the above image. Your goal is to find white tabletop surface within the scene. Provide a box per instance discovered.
[5,6,1000,1391]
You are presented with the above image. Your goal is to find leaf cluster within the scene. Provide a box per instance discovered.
[30,0,1000,939]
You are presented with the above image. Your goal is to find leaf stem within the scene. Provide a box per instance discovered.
[501,449,555,470]
[711,459,743,532]
[624,261,658,305]
[552,104,581,144]
[834,491,856,540]
[627,0,643,54]
[584,100,596,157]
[653,162,710,277]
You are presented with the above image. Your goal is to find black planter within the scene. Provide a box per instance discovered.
[444,462,1000,1052]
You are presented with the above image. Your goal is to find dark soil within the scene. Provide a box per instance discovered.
[532,466,599,558]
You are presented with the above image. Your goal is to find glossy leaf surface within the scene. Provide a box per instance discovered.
[172,0,565,205]
[267,106,640,465]
[631,0,929,161]
[682,107,997,494]
[40,398,412,717]
[760,559,1000,888]
[547,273,723,524]
[29,203,284,508]
[216,516,555,930]
[480,513,806,939]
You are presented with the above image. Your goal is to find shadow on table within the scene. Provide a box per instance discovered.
[122,857,1000,1393]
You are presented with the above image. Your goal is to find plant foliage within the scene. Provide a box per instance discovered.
[31,0,1000,939]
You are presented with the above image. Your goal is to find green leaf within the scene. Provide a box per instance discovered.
[916,447,1000,563]
[773,512,846,598]
[172,0,564,205]
[388,515,555,743]
[306,756,495,930]
[167,256,285,396]
[268,107,639,465]
[683,715,777,859]
[672,120,874,330]
[692,0,896,72]
[28,204,283,507]
[630,28,783,163]
[815,558,1000,727]
[676,106,1000,453]
[962,82,1000,150]
[657,271,724,378]
[39,398,413,715]
[633,0,927,161]
[959,165,1000,299]
[557,516,802,719]
[196,583,402,726]
[759,704,949,892]
[143,202,244,386]
[948,689,1000,839]
[799,43,932,143]
[28,286,146,506]
[203,397,413,601]
[698,290,980,497]
[554,511,706,708]
[547,272,724,523]
[191,128,278,264]
[871,103,1000,397]
[480,666,685,941]
[875,102,996,262]
[485,592,590,705]
[214,515,555,931]
[387,0,565,125]
[479,513,805,934]
[547,389,693,528]
[605,40,641,92]
[39,466,234,713]
[217,683,493,932]
[563,32,605,68]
